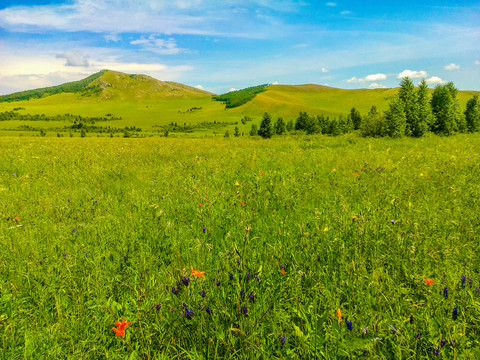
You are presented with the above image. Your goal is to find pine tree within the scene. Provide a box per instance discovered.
[412,80,432,137]
[398,77,417,136]
[349,107,362,130]
[234,126,240,137]
[385,95,407,138]
[274,117,286,135]
[465,94,480,132]
[295,111,309,131]
[249,124,258,136]
[258,112,273,138]
[431,83,459,135]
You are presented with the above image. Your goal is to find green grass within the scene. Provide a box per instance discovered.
[1,133,480,358]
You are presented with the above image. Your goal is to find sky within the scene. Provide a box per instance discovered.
[0,0,479,95]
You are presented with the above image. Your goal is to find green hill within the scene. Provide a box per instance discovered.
[0,71,478,137]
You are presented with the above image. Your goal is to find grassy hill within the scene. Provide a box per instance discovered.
[0,71,478,137]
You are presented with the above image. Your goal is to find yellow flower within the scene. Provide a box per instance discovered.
[336,309,342,320]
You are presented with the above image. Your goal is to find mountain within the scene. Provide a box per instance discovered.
[0,70,214,103]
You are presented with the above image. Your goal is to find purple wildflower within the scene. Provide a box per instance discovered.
[241,306,247,315]
[216,280,220,287]
[391,326,397,334]
[123,254,127,262]
[415,332,420,339]
[317,254,320,262]
[229,273,233,281]
[247,271,250,280]
[206,307,212,314]
[171,286,178,295]
[450,340,456,347]
[452,308,458,320]
[434,349,439,356]
[441,338,447,347]
[240,289,245,299]
[254,274,259,281]
[201,290,206,298]
[156,304,161,310]
[249,294,255,303]
[347,320,352,331]
[390,220,395,224]
[203,227,206,233]
[444,287,448,299]
[280,336,285,347]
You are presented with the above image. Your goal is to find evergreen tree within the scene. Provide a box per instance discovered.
[274,117,286,135]
[304,114,319,135]
[465,94,480,132]
[431,83,458,135]
[328,117,341,136]
[286,119,294,132]
[258,112,273,138]
[398,77,417,136]
[349,107,362,130]
[316,114,329,134]
[360,106,386,137]
[385,95,407,138]
[295,111,309,131]
[412,80,432,137]
[446,82,466,132]
[249,123,258,136]
[234,126,240,137]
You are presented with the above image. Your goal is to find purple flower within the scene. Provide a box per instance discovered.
[444,287,448,299]
[39,260,43,265]
[391,326,397,334]
[247,272,250,280]
[317,254,320,262]
[452,308,458,320]
[280,336,285,347]
[229,273,233,281]
[347,320,352,331]
[390,220,396,224]
[441,338,447,347]
[415,332,420,339]
[241,306,247,315]
[63,253,67,258]
[450,340,456,347]
[201,290,206,298]
[434,349,439,356]
[237,259,240,265]
[184,308,194,320]
[372,322,378,332]
[203,227,206,233]
[249,294,255,303]
[240,289,245,299]
[123,254,127,262]
[461,275,466,288]
[176,281,181,288]
[206,307,212,314]
[171,286,178,295]
[182,277,190,286]
[216,280,220,287]
[156,304,161,310]
[254,274,259,281]
[469,277,472,288]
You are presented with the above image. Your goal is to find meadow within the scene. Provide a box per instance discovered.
[1,133,480,359]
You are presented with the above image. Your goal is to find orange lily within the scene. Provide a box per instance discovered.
[336,309,342,320]
[191,265,205,278]
[281,268,286,275]
[112,318,131,337]
[424,279,435,285]
[112,327,125,337]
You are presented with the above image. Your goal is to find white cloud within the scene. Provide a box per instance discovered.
[56,51,90,67]
[365,73,386,81]
[272,81,278,85]
[195,85,204,90]
[397,69,428,79]
[369,82,387,89]
[347,73,386,83]
[131,36,183,55]
[321,67,328,73]
[475,60,480,65]
[340,10,351,15]
[105,33,121,42]
[325,2,337,6]
[444,63,460,70]
[425,76,446,85]
[229,88,236,92]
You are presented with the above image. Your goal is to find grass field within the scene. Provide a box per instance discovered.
[1,133,480,358]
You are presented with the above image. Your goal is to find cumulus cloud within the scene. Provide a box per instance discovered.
[475,60,480,65]
[425,76,446,85]
[229,88,236,92]
[368,82,387,89]
[321,67,328,73]
[195,85,204,89]
[347,73,386,83]
[105,33,121,42]
[131,36,183,55]
[444,63,460,70]
[56,51,90,67]
[397,69,428,79]
[325,2,337,6]
[272,81,279,85]
[340,10,351,15]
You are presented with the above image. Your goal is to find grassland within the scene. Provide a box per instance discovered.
[1,133,480,358]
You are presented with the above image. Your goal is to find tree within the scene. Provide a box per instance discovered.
[398,77,417,136]
[295,111,309,131]
[360,106,386,137]
[304,114,319,135]
[258,112,273,138]
[349,107,362,130]
[412,80,432,137]
[327,117,341,136]
[80,129,86,138]
[431,83,460,135]
[286,119,294,132]
[249,123,258,136]
[317,115,328,134]
[224,130,230,138]
[465,94,480,132]
[385,95,407,138]
[274,117,286,135]
[234,126,240,137]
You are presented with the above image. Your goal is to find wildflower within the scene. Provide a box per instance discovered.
[198,203,204,206]
[441,338,447,347]
[240,289,245,299]
[281,268,286,275]
[229,273,233,281]
[123,255,127,262]
[461,275,466,288]
[39,260,43,265]
[249,294,255,303]
[63,253,67,257]
[176,281,182,288]
[372,322,378,332]
[317,254,321,262]
[391,326,397,334]
[14,217,20,221]
[234,181,240,186]
[424,279,435,285]
[216,280,220,286]
[444,287,448,299]
[347,320,352,331]
[156,304,161,310]
[206,307,212,314]
[434,349,439,356]
[112,319,132,337]
[240,202,245,206]
[184,308,194,320]
[182,277,190,286]
[201,290,206,298]
[390,220,396,224]
[452,308,457,320]
[450,340,456,347]
[203,227,206,233]
[280,336,285,346]
[361,327,368,336]
[241,306,248,315]
[254,274,259,281]
[336,309,342,320]
[415,332,420,339]
[171,286,178,295]
[247,271,250,279]
[190,265,206,278]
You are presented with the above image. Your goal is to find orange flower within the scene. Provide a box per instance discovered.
[112,318,131,337]
[14,217,20,221]
[240,202,245,206]
[260,172,264,175]
[190,265,205,278]
[112,327,125,337]
[198,203,204,206]
[336,309,342,320]
[281,268,286,275]
[424,279,435,285]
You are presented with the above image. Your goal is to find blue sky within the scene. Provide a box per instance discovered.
[0,0,479,95]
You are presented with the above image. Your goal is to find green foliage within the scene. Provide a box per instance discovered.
[80,129,86,137]
[465,94,480,132]
[224,129,230,137]
[213,84,269,108]
[360,106,386,137]
[398,77,417,136]
[412,80,433,137]
[0,71,106,102]
[286,119,294,132]
[349,107,362,130]
[295,111,309,131]
[431,83,458,135]
[249,123,258,136]
[385,96,407,138]
[234,126,240,137]
[258,112,273,138]
[274,117,286,135]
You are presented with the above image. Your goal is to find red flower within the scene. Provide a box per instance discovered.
[240,202,245,206]
[424,279,435,286]
[198,203,204,206]
[112,318,132,337]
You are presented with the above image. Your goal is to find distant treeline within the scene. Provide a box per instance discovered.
[251,78,480,139]
[0,111,121,123]
[159,120,239,133]
[213,84,269,108]
[0,71,106,102]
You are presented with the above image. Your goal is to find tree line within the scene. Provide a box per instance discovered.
[250,78,479,139]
